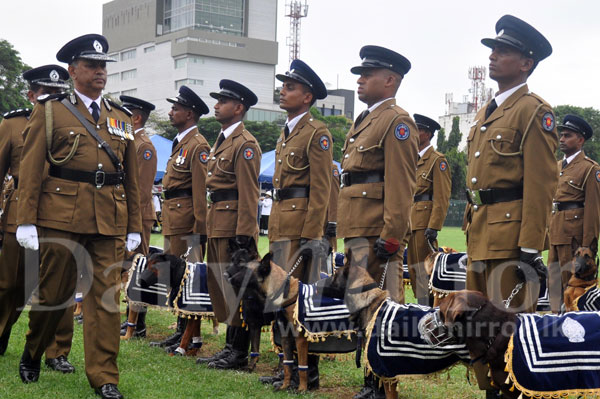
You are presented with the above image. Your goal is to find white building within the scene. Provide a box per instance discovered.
[438,95,477,151]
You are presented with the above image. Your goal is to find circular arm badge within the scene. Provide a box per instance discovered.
[319,135,330,151]
[198,151,209,163]
[439,160,448,171]
[394,123,410,140]
[542,112,555,131]
[243,147,254,160]
[143,149,153,160]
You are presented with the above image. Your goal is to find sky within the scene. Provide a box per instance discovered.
[2,0,600,120]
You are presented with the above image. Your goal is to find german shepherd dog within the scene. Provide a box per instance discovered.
[422,291,519,398]
[564,246,598,312]
[225,251,312,392]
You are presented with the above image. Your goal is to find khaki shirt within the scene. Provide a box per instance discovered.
[162,127,210,236]
[206,123,261,239]
[134,129,157,221]
[0,111,29,233]
[464,85,559,260]
[411,146,452,231]
[338,98,419,241]
[18,94,142,236]
[549,151,600,247]
[269,112,333,241]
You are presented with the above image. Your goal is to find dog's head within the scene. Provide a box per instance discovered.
[225,246,262,296]
[572,244,598,281]
[140,253,186,289]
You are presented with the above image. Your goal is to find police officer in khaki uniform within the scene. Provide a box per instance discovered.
[463,16,556,397]
[267,59,332,390]
[0,66,76,374]
[338,45,418,399]
[407,114,451,305]
[118,95,157,338]
[196,80,260,370]
[150,86,210,349]
[548,115,600,312]
[16,34,142,399]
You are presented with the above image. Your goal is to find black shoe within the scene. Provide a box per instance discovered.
[95,383,124,399]
[149,331,181,348]
[45,355,75,373]
[259,370,284,385]
[120,326,146,338]
[19,350,40,384]
[0,328,10,355]
[486,389,502,399]
[207,349,248,370]
[196,345,231,364]
[165,341,191,355]
[353,386,374,399]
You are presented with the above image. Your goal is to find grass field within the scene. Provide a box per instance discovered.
[0,228,487,399]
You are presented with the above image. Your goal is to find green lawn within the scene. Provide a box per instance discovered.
[0,229,484,399]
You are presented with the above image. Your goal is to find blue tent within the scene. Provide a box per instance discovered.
[258,150,341,189]
[150,134,173,183]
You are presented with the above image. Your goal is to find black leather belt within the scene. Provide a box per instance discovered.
[13,177,18,189]
[340,171,384,187]
[208,189,238,203]
[272,187,309,201]
[555,201,584,211]
[466,186,523,206]
[164,188,193,200]
[414,193,432,202]
[49,165,124,188]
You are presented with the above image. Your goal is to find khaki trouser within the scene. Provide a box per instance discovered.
[343,236,405,303]
[270,239,322,284]
[134,219,155,256]
[407,229,436,304]
[164,233,203,261]
[548,239,579,313]
[25,227,124,388]
[206,237,242,326]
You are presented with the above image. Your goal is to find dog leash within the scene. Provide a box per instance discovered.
[379,259,390,289]
[503,282,524,309]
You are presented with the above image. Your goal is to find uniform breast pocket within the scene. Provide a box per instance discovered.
[37,177,79,223]
[165,197,194,230]
[109,135,126,156]
[411,201,433,230]
[349,184,384,228]
[50,127,83,160]
[212,201,238,231]
[216,156,235,175]
[114,186,128,227]
[278,198,308,237]
[486,201,522,250]
[285,147,308,171]
[487,128,520,160]
[563,207,584,237]
[355,137,381,169]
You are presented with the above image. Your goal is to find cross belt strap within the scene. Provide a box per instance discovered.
[60,98,123,172]
[340,171,384,187]
[272,186,309,201]
[466,186,523,206]
[207,189,238,203]
[49,165,124,188]
[414,193,433,202]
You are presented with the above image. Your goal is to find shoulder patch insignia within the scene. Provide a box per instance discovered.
[199,151,209,163]
[596,170,600,183]
[143,149,153,160]
[243,147,254,160]
[439,160,448,171]
[542,112,555,132]
[394,123,410,140]
[333,168,339,177]
[319,135,330,150]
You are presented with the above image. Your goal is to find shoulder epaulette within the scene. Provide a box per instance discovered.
[37,93,68,104]
[240,128,258,143]
[105,98,132,116]
[584,156,599,166]
[3,108,32,119]
[306,116,326,129]
[526,92,550,106]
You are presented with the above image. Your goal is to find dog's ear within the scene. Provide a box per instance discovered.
[440,292,468,324]
[228,237,240,255]
[590,238,598,257]
[257,252,272,279]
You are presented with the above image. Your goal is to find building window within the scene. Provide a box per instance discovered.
[120,49,136,61]
[174,55,203,69]
[175,78,203,89]
[174,58,187,69]
[122,89,137,96]
[144,45,155,53]
[107,73,120,86]
[163,0,245,37]
[121,69,137,80]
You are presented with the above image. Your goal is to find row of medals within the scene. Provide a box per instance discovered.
[107,117,134,140]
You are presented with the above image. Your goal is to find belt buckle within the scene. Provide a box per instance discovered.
[552,202,558,213]
[95,170,105,189]
[206,191,213,204]
[273,189,280,201]
[340,173,348,188]
[468,189,482,206]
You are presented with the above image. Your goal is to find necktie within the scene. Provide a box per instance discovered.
[172,138,179,152]
[485,99,497,119]
[284,124,290,139]
[355,110,370,128]
[215,132,225,150]
[90,101,100,123]
[562,159,568,170]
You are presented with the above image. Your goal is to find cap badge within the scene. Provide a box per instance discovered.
[93,40,103,52]
[49,70,59,82]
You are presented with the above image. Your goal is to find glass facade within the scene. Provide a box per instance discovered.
[163,0,245,36]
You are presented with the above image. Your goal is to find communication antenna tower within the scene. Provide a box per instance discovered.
[285,1,308,64]
[468,66,492,112]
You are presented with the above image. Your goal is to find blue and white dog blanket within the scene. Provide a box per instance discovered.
[575,285,600,312]
[366,300,469,381]
[428,253,467,298]
[170,262,214,318]
[506,312,600,397]
[126,254,170,309]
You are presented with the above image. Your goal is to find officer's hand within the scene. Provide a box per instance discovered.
[16,224,39,250]
[324,222,337,239]
[424,228,438,242]
[235,235,255,250]
[299,237,328,259]
[516,250,548,283]
[126,233,141,251]
[373,237,400,260]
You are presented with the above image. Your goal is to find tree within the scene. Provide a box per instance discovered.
[436,127,447,153]
[0,39,31,115]
[553,105,600,162]
[447,116,462,149]
[435,119,467,200]
[310,107,352,162]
